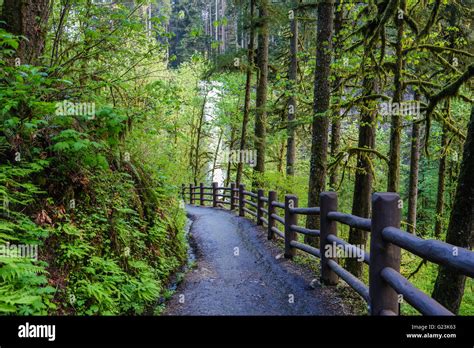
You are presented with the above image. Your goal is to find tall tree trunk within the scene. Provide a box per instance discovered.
[188,100,199,173]
[432,106,474,314]
[0,0,51,65]
[253,0,269,187]
[387,0,406,192]
[286,5,298,176]
[434,123,449,238]
[407,103,422,234]
[329,4,343,190]
[345,0,395,277]
[278,139,285,174]
[433,4,456,238]
[236,0,255,185]
[192,95,208,185]
[346,66,377,277]
[225,126,236,186]
[0,0,50,153]
[305,0,334,246]
[329,120,341,190]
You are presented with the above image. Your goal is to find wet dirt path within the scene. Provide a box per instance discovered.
[164,205,348,315]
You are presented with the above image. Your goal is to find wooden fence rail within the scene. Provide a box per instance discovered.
[181,182,474,316]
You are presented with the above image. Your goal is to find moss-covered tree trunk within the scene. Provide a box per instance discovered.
[387,0,405,193]
[434,124,448,238]
[432,105,474,314]
[346,72,376,278]
[407,115,422,234]
[305,0,334,246]
[286,3,298,177]
[236,0,255,185]
[0,0,50,65]
[225,126,236,186]
[192,95,208,185]
[253,0,269,187]
[329,3,344,190]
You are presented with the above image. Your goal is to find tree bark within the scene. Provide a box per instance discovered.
[305,0,334,246]
[329,4,343,190]
[236,0,255,185]
[432,105,474,314]
[0,0,51,65]
[253,0,269,187]
[346,70,377,278]
[192,95,208,185]
[225,126,236,186]
[433,4,456,239]
[407,115,422,234]
[434,124,448,238]
[387,0,405,193]
[286,5,298,176]
[278,139,285,174]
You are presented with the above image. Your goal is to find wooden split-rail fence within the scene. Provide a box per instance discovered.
[181,182,474,316]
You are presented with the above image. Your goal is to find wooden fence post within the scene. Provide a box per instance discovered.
[189,184,193,205]
[212,182,218,208]
[230,183,236,210]
[239,184,245,217]
[199,182,204,206]
[257,189,264,225]
[370,192,402,315]
[267,191,277,240]
[320,192,339,285]
[181,184,185,202]
[284,194,298,259]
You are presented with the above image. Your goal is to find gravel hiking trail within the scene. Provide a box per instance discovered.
[164,205,350,315]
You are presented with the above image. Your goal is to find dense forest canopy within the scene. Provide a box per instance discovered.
[0,0,472,316]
